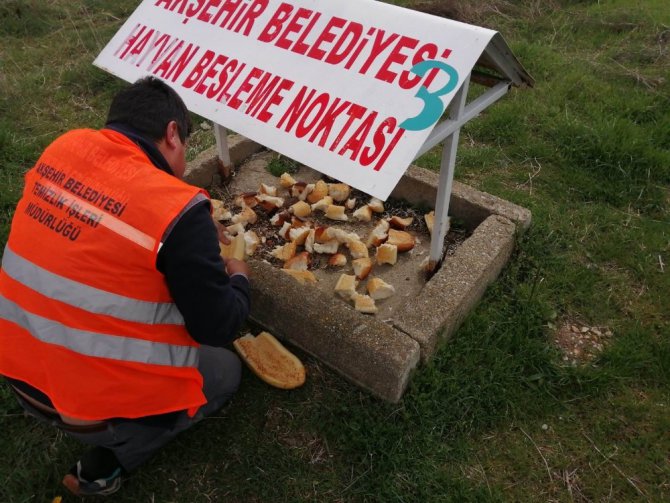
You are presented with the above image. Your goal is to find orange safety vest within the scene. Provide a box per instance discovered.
[0,128,210,420]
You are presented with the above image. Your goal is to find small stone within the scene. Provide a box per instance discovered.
[541,424,548,431]
[581,326,590,333]
[592,328,602,336]
[571,325,579,333]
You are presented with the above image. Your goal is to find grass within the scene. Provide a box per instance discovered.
[1,0,669,501]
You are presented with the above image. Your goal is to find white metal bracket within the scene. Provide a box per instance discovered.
[213,123,232,178]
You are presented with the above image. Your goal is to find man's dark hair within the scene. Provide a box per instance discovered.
[105,76,192,142]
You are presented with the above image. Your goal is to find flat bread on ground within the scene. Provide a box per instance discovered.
[233,332,306,389]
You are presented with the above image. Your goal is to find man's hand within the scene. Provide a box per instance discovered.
[213,219,231,245]
[225,258,250,278]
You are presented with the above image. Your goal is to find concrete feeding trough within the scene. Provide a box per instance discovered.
[180,26,534,401]
[184,137,531,402]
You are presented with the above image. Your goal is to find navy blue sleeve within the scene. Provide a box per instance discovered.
[156,201,250,347]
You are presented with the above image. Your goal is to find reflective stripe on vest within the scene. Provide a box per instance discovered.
[160,192,210,249]
[0,294,198,368]
[2,244,185,325]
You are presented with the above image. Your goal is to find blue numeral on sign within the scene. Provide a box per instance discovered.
[399,60,459,131]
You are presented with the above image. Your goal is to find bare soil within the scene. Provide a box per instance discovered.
[551,320,614,366]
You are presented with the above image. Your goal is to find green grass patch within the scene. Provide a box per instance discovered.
[267,154,302,177]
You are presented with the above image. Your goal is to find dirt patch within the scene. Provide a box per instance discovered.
[551,321,614,366]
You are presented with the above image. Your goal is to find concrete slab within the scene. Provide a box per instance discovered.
[248,260,421,402]
[393,214,517,360]
[185,136,531,401]
[183,134,265,188]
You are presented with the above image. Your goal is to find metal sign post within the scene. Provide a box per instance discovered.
[213,123,232,179]
[416,77,514,273]
[427,75,470,272]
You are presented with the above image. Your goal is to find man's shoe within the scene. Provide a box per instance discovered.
[62,462,122,496]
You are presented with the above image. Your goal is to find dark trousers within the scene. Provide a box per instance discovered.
[15,346,241,472]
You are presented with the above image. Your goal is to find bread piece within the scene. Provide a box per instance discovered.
[291,181,310,199]
[291,216,309,228]
[256,193,284,211]
[387,229,415,252]
[220,233,246,261]
[389,215,413,230]
[283,251,310,271]
[352,205,373,222]
[351,293,378,314]
[307,180,328,204]
[270,210,290,227]
[310,196,333,213]
[376,243,397,265]
[231,206,257,225]
[368,197,384,213]
[259,183,278,196]
[288,226,310,245]
[244,230,260,256]
[346,239,369,259]
[366,219,389,247]
[345,198,356,210]
[234,192,258,208]
[278,221,292,240]
[271,241,297,261]
[330,228,360,245]
[281,269,318,284]
[226,222,246,236]
[328,183,350,202]
[425,211,435,236]
[210,199,232,221]
[325,204,348,221]
[314,226,330,243]
[290,200,311,218]
[366,277,396,300]
[328,253,347,267]
[352,257,372,280]
[304,228,316,253]
[279,172,297,188]
[233,332,306,389]
[424,213,450,237]
[313,239,339,255]
[334,274,358,299]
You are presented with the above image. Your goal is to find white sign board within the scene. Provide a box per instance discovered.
[95,0,496,200]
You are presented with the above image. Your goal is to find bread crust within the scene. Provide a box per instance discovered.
[233,332,306,389]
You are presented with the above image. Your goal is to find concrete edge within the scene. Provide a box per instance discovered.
[247,260,421,402]
[394,214,517,361]
[390,164,532,232]
[183,134,265,188]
